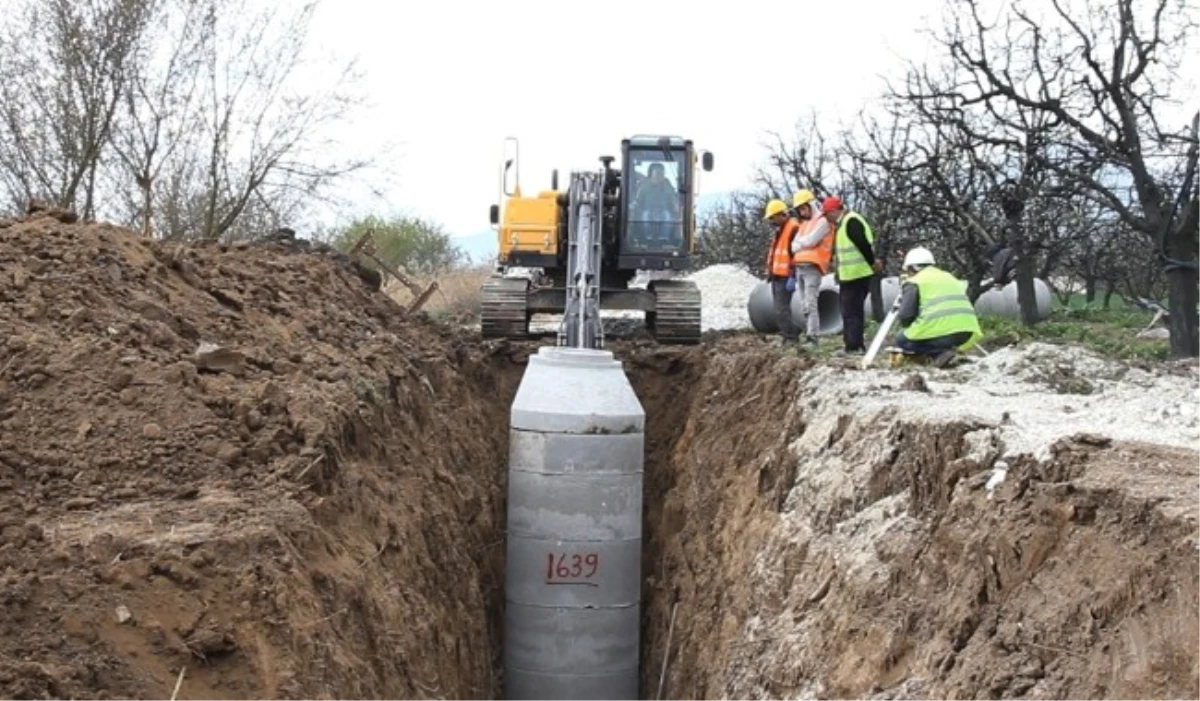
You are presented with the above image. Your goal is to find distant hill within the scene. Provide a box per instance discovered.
[453,190,734,266]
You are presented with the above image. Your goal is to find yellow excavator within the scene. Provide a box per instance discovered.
[481,135,714,347]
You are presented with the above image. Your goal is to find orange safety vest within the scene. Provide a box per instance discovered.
[767,218,799,278]
[791,217,835,274]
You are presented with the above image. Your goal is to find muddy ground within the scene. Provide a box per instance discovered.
[0,214,1196,700]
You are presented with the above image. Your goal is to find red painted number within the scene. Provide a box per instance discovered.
[545,552,600,586]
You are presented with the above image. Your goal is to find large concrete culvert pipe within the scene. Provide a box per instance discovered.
[747,275,1053,334]
[746,276,844,336]
[975,278,1054,321]
[746,275,901,336]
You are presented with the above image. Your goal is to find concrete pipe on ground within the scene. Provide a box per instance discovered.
[974,278,1053,321]
[749,275,1054,335]
[746,278,843,337]
[864,276,903,319]
[746,275,901,337]
[505,346,645,700]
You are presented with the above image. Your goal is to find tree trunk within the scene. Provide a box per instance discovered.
[1009,217,1039,325]
[1166,200,1199,357]
[140,176,152,238]
[1085,277,1097,306]
[869,227,888,322]
[1015,254,1039,324]
[967,275,984,304]
[869,275,884,322]
[1102,280,1116,311]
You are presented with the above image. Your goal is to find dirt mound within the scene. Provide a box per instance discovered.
[0,213,524,699]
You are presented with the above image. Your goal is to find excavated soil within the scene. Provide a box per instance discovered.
[0,214,528,699]
[639,359,1200,700]
[1,212,1197,700]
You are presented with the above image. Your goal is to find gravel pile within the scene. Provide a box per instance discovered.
[684,264,759,331]
[530,263,762,332]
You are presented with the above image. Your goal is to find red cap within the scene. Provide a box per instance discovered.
[820,196,843,214]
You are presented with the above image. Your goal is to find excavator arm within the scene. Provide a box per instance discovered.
[559,171,605,349]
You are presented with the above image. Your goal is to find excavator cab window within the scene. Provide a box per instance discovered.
[624,149,686,253]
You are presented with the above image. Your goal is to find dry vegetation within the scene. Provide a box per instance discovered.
[384,264,492,322]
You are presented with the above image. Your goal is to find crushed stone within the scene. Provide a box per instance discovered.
[530,263,760,333]
[807,342,1198,460]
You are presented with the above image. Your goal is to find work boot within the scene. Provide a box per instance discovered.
[932,349,957,368]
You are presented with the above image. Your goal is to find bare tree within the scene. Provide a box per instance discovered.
[0,0,153,217]
[0,0,374,242]
[696,190,771,275]
[176,0,370,242]
[107,0,209,237]
[755,111,845,201]
[921,0,1198,354]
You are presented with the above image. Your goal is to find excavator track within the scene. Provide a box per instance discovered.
[647,279,701,345]
[481,275,531,339]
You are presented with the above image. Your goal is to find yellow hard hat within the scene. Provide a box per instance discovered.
[763,199,788,219]
[792,189,816,208]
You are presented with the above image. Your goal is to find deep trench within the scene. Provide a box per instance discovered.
[302,331,1200,696]
[470,340,788,700]
[457,339,1200,701]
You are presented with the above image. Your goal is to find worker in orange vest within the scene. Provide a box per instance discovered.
[789,189,834,350]
[763,198,801,347]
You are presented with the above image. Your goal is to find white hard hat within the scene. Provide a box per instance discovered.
[903,247,936,270]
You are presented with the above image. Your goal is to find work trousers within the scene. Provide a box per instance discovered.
[896,330,974,357]
[642,209,683,247]
[793,264,822,340]
[770,277,799,343]
[838,275,872,351]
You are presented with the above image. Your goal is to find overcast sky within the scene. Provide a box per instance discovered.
[304,0,1197,240]
[303,0,952,238]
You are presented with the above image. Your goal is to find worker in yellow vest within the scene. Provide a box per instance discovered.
[820,196,882,355]
[895,247,983,368]
[789,189,833,350]
[763,198,801,347]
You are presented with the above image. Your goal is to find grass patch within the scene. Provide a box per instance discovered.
[976,309,1169,361]
[852,307,1169,362]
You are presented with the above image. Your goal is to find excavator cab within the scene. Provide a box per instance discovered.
[617,136,712,273]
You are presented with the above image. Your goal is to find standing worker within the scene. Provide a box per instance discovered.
[820,196,882,355]
[763,198,801,348]
[894,246,983,368]
[789,189,834,350]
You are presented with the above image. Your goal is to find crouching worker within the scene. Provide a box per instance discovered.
[895,247,982,368]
